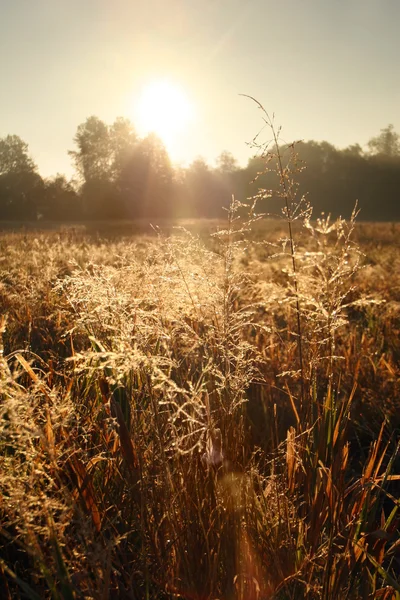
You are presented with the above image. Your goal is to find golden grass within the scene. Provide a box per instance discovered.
[0,202,399,599]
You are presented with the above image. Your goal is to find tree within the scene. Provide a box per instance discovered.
[184,158,226,217]
[0,135,36,174]
[118,133,174,217]
[69,116,139,218]
[342,144,363,158]
[216,150,238,174]
[41,175,81,220]
[109,117,137,181]
[69,116,111,184]
[367,124,400,157]
[0,135,42,220]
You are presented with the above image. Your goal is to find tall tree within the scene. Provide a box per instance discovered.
[0,135,42,219]
[69,116,139,218]
[367,124,400,157]
[69,116,111,184]
[216,150,238,174]
[0,135,36,174]
[109,117,137,181]
[119,133,174,217]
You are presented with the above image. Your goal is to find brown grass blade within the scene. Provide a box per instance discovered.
[68,455,102,532]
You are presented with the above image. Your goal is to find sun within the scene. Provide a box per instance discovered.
[135,80,194,156]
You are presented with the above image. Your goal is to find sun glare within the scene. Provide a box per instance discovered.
[135,80,194,157]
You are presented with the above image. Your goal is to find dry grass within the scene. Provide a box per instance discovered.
[0,160,399,597]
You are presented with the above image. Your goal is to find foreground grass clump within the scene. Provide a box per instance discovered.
[1,130,400,600]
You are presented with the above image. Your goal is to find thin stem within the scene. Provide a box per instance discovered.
[241,95,305,412]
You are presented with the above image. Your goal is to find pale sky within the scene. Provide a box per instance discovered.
[1,0,399,177]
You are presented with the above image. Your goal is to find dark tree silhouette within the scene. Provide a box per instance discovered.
[367,124,400,157]
[69,116,113,218]
[41,175,81,220]
[2,119,400,222]
[0,135,42,219]
[69,116,139,218]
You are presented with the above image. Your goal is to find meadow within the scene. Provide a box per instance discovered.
[0,207,399,599]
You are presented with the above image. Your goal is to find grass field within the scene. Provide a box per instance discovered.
[0,211,399,599]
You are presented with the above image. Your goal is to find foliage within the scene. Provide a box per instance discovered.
[69,116,112,184]
[41,175,81,220]
[0,135,43,219]
[0,135,36,174]
[367,124,400,158]
[2,119,400,221]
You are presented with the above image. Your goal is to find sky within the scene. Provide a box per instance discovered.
[0,0,399,178]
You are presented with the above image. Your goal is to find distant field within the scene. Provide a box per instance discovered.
[0,216,400,242]
[0,216,399,598]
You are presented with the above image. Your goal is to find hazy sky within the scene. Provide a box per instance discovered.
[1,0,399,177]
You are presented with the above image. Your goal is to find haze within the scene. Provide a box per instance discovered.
[1,0,399,176]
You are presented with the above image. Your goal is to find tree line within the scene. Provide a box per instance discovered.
[1,117,400,222]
